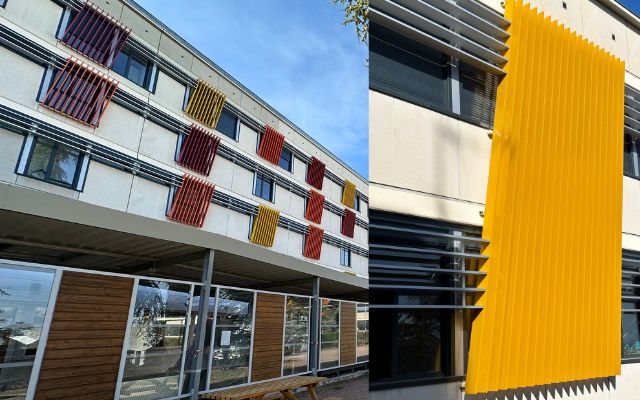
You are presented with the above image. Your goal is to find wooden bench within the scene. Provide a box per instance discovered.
[201,376,327,400]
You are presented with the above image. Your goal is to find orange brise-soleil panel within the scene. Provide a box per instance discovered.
[303,225,324,260]
[257,125,286,165]
[466,0,624,394]
[167,175,215,228]
[305,190,325,224]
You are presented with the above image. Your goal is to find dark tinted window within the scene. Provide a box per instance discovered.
[279,148,293,172]
[459,62,499,128]
[216,110,238,140]
[254,174,274,202]
[370,23,450,114]
[26,137,81,187]
[625,134,637,177]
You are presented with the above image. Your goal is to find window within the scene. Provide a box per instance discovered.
[340,248,351,267]
[624,134,638,178]
[0,0,7,8]
[279,148,293,172]
[369,22,498,129]
[0,263,56,400]
[216,109,239,140]
[19,136,86,190]
[623,255,640,362]
[354,193,361,212]
[210,289,254,389]
[120,280,192,400]
[356,304,369,362]
[253,173,275,202]
[112,47,157,91]
[283,296,311,375]
[320,299,340,369]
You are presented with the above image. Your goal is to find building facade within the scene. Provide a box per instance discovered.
[0,0,369,399]
[369,0,640,398]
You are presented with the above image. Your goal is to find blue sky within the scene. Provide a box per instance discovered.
[135,0,369,179]
[620,0,640,16]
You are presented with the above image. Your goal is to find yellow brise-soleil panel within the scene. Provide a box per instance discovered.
[341,180,356,208]
[250,204,280,247]
[185,79,226,128]
[466,0,624,394]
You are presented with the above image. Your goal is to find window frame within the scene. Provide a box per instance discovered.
[278,147,294,173]
[354,193,361,212]
[340,247,351,267]
[16,134,89,191]
[111,46,158,92]
[253,172,275,203]
[216,109,240,141]
[0,0,8,8]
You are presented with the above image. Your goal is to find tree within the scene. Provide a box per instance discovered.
[332,0,368,43]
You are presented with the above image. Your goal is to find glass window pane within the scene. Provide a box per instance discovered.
[112,51,129,77]
[356,304,369,362]
[128,55,148,87]
[320,300,339,369]
[624,135,636,177]
[216,110,237,140]
[49,145,80,186]
[26,138,54,180]
[278,149,292,171]
[283,296,310,376]
[120,280,192,400]
[396,310,443,376]
[210,289,254,389]
[0,263,56,400]
[623,311,640,360]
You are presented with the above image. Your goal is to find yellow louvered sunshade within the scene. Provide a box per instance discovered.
[466,0,624,394]
[185,79,226,128]
[250,204,280,247]
[341,180,356,208]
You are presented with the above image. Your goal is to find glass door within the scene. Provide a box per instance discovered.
[209,289,254,389]
[0,263,56,400]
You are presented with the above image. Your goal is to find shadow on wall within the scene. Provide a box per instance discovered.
[465,377,616,400]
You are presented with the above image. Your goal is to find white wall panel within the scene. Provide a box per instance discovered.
[15,175,79,199]
[0,0,63,44]
[138,120,179,167]
[290,193,305,220]
[149,71,186,115]
[274,188,292,215]
[202,203,230,236]
[227,211,251,243]
[0,129,22,185]
[231,165,255,199]
[126,176,169,220]
[272,228,289,255]
[94,104,144,152]
[209,158,234,189]
[78,162,132,211]
[236,123,259,155]
[0,48,45,110]
[288,231,304,258]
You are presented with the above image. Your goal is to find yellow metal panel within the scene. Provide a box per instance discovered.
[185,79,227,128]
[250,204,280,247]
[466,0,624,394]
[341,180,356,208]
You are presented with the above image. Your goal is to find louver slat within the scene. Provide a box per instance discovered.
[305,190,325,224]
[257,125,286,164]
[303,225,324,260]
[250,204,280,247]
[306,157,326,190]
[466,0,624,394]
[177,125,221,176]
[341,209,356,238]
[61,2,130,68]
[185,79,226,128]
[168,175,215,228]
[341,180,356,208]
[41,58,118,127]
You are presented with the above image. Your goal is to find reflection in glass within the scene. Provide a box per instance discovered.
[26,138,80,187]
[120,280,192,400]
[0,264,55,400]
[320,300,340,369]
[397,311,443,376]
[356,304,369,362]
[283,296,310,375]
[210,289,254,389]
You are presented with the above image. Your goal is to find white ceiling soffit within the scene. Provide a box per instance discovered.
[370,0,511,76]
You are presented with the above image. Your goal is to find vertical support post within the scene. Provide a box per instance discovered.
[450,58,461,115]
[452,231,465,376]
[310,277,321,375]
[189,249,215,400]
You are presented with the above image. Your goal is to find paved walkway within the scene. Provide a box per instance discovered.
[296,373,368,400]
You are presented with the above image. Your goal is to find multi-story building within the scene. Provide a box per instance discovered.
[369,0,640,398]
[0,1,369,399]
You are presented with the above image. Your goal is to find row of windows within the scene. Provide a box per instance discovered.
[369,22,499,129]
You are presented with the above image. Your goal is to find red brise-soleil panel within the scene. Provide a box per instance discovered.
[41,58,118,127]
[168,175,215,228]
[303,225,324,260]
[257,125,285,165]
[61,2,131,68]
[341,209,356,238]
[306,157,326,190]
[305,190,325,224]
[177,125,221,176]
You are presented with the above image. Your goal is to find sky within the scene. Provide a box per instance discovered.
[620,0,640,16]
[134,0,369,179]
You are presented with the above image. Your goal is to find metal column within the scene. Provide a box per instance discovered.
[189,249,214,400]
[309,277,321,375]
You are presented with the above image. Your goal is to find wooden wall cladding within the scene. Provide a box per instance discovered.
[251,293,285,382]
[35,271,134,400]
[340,302,356,366]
